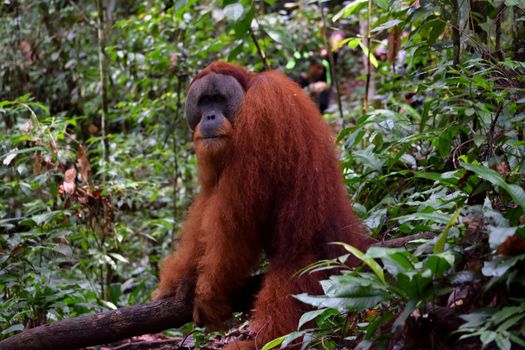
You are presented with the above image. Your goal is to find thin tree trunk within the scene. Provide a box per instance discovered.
[363,0,372,112]
[512,7,525,61]
[259,0,265,15]
[96,0,110,166]
[319,2,344,123]
[250,30,270,70]
[495,3,504,60]
[451,0,461,66]
[96,0,111,302]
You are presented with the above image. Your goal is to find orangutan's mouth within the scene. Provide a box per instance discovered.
[201,135,227,141]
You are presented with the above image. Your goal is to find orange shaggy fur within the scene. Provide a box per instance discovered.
[154,62,375,350]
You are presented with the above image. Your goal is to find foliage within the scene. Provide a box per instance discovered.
[269,1,525,349]
[0,0,524,349]
[457,301,525,350]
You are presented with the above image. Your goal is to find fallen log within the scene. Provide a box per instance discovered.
[0,234,435,350]
[0,297,191,350]
[372,232,436,248]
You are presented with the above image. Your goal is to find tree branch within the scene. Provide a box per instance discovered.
[250,30,270,70]
[363,0,372,112]
[451,0,461,67]
[319,2,344,123]
[96,0,110,166]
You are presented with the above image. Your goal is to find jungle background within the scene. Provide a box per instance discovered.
[1,0,525,349]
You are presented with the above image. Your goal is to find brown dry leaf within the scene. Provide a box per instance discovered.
[367,310,380,317]
[492,161,510,179]
[33,152,42,174]
[88,123,99,135]
[19,40,36,64]
[49,139,58,155]
[10,245,26,257]
[77,145,91,184]
[169,53,178,69]
[387,27,400,64]
[63,168,77,195]
[498,235,525,256]
[447,286,470,308]
[463,216,484,242]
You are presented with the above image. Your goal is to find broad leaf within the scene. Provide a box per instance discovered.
[461,162,525,212]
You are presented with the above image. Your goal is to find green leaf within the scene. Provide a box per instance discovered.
[333,0,367,22]
[1,324,25,335]
[28,101,50,115]
[223,3,244,22]
[20,103,41,130]
[397,212,451,225]
[0,100,14,108]
[487,226,517,249]
[31,211,63,226]
[424,252,454,277]
[428,20,446,45]
[54,244,73,257]
[460,311,491,328]
[364,208,387,230]
[506,0,525,9]
[233,7,253,38]
[461,162,525,212]
[493,306,525,327]
[495,334,511,350]
[372,19,402,33]
[102,300,117,310]
[392,300,417,329]
[261,335,286,350]
[365,310,394,339]
[297,308,330,329]
[346,37,361,50]
[281,331,308,348]
[336,242,386,284]
[366,247,414,275]
[296,288,388,312]
[263,26,295,51]
[509,334,525,347]
[353,146,384,172]
[324,273,386,293]
[436,127,454,157]
[434,208,461,254]
[228,42,244,61]
[481,254,525,277]
[174,0,191,18]
[358,41,379,68]
[414,172,442,181]
[109,253,129,263]
[480,331,498,346]
[374,0,390,10]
